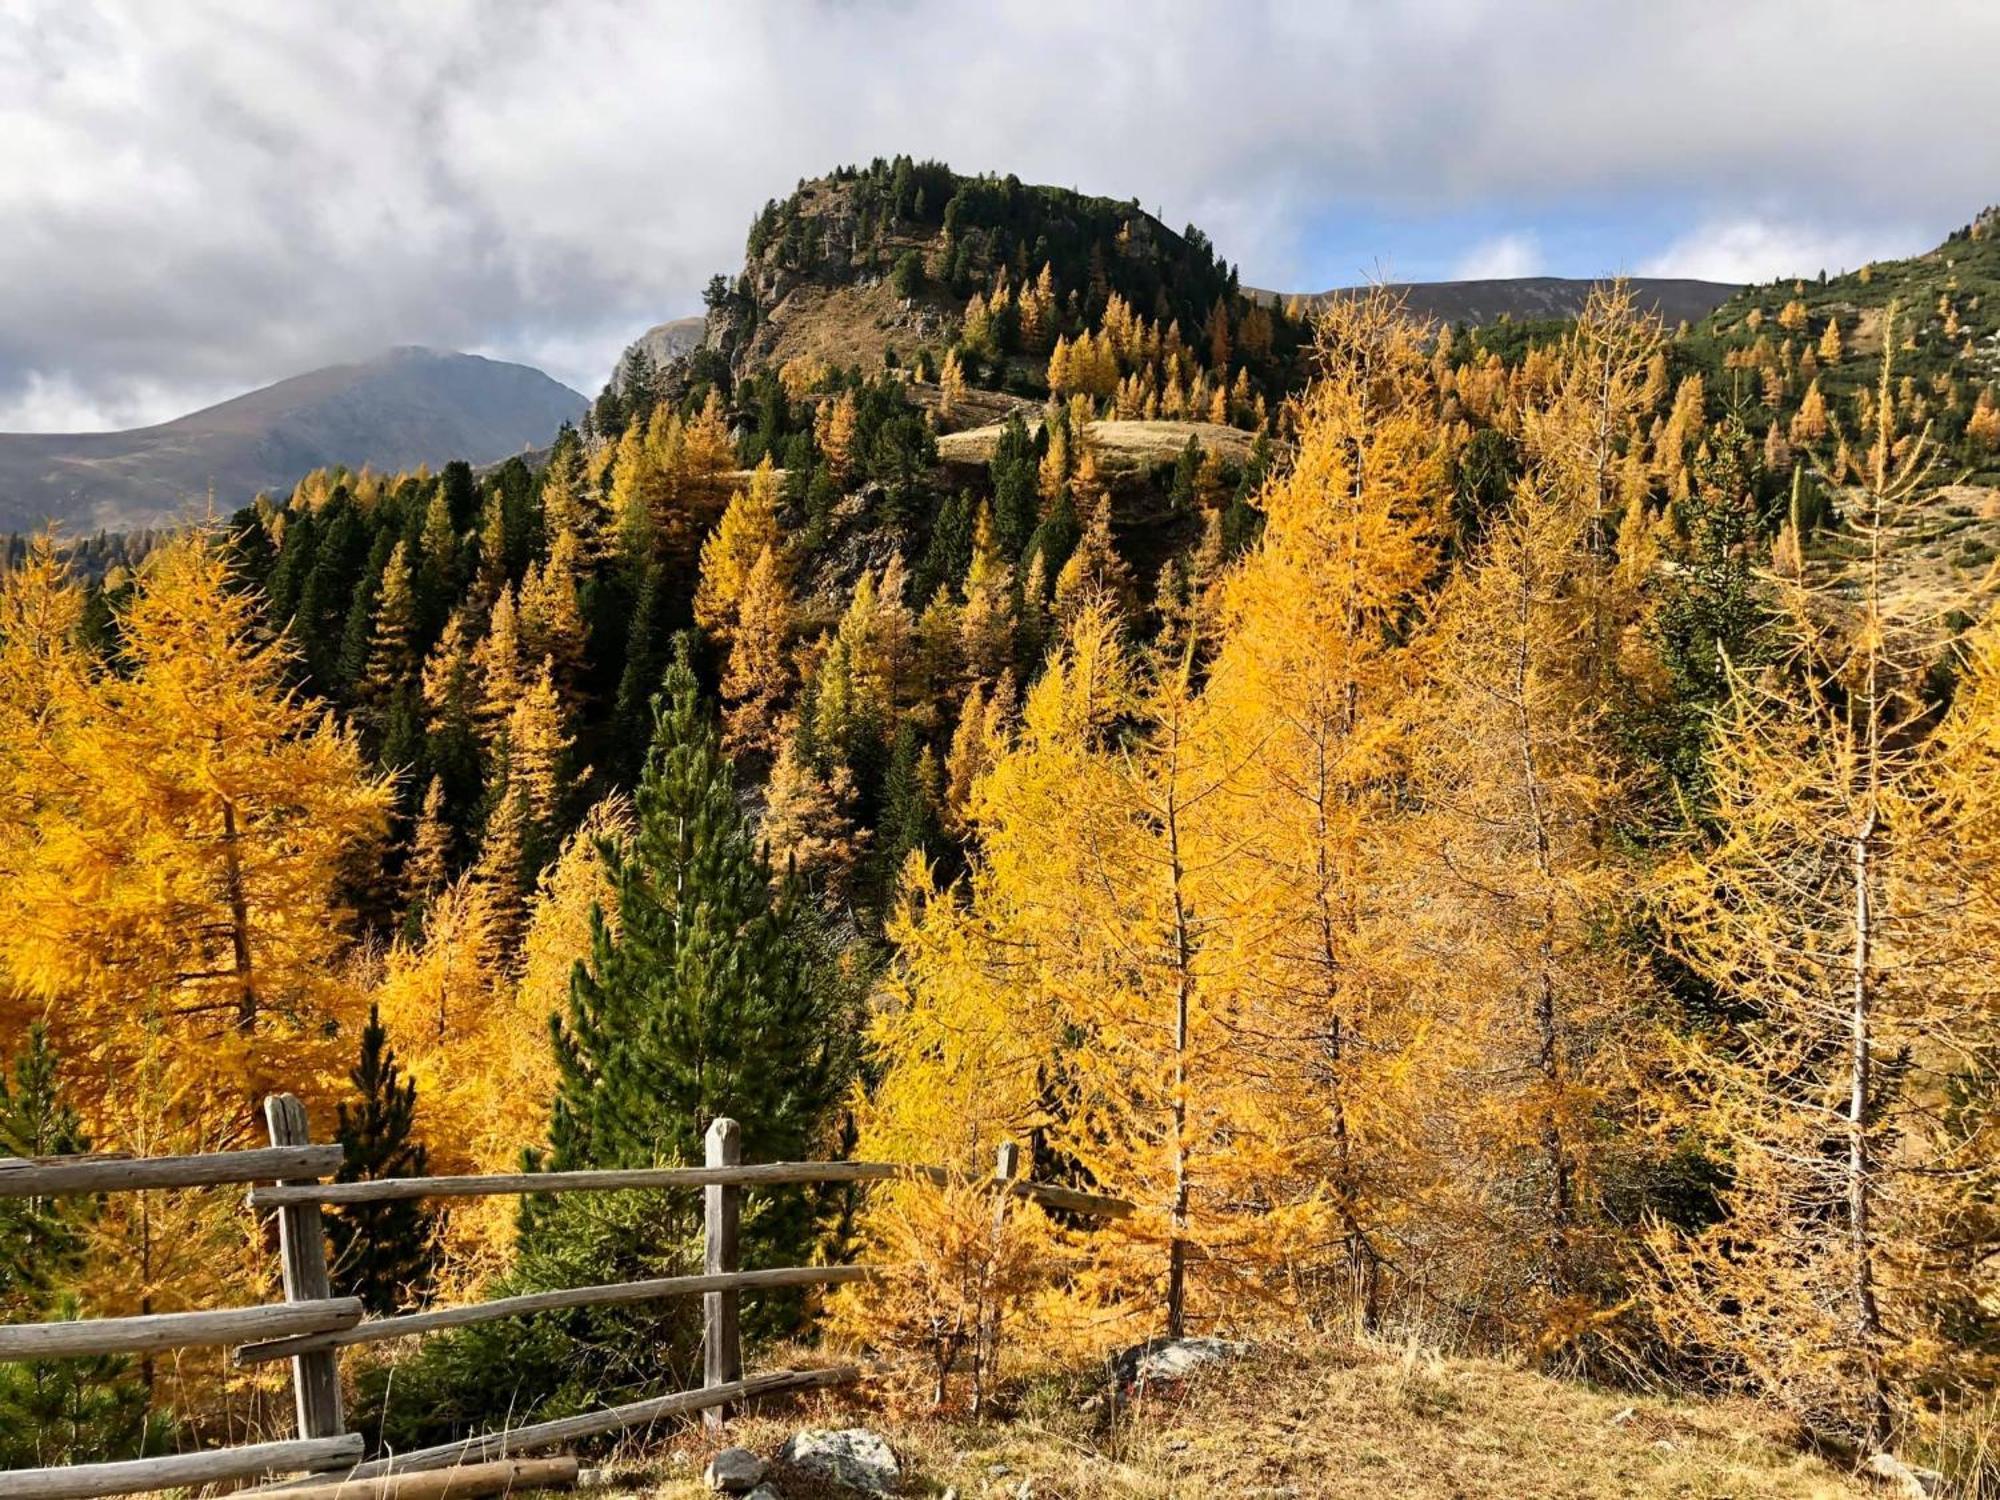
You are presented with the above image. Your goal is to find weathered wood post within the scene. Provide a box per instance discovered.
[263,1093,346,1446]
[702,1116,742,1432]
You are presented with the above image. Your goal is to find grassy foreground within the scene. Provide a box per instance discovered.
[599,1340,1881,1499]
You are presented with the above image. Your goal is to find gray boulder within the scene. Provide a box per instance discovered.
[779,1427,900,1493]
[704,1446,766,1493]
[1110,1336,1250,1389]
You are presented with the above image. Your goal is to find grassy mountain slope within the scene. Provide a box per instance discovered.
[0,346,585,533]
[627,1341,1884,1499]
[1683,204,2000,479]
[1270,274,1738,329]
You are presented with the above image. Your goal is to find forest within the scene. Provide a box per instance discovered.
[4,161,2000,1479]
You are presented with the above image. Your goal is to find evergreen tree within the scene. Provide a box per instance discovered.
[545,638,839,1179]
[0,1025,87,1311]
[386,642,854,1443]
[0,1028,169,1468]
[329,1006,435,1315]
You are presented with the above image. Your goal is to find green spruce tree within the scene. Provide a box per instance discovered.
[330,1006,436,1315]
[0,1028,170,1468]
[547,637,839,1177]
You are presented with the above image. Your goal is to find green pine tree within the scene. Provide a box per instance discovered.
[0,1029,171,1468]
[362,641,852,1449]
[547,637,839,1178]
[330,1006,436,1315]
[0,1025,88,1311]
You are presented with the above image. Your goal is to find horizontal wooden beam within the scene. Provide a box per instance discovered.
[256,1366,860,1488]
[0,1298,362,1362]
[0,1434,363,1500]
[0,1145,344,1199]
[235,1264,873,1365]
[250,1160,1133,1219]
[267,1457,577,1500]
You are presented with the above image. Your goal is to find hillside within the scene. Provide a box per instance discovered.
[594,159,1306,421]
[626,1341,1884,1499]
[1278,274,1737,329]
[1682,204,2000,480]
[0,346,585,532]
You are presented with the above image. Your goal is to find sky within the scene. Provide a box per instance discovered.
[4,1,1998,432]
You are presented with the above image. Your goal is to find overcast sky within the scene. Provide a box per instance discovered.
[5,1,1998,432]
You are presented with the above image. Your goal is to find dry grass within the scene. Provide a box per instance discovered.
[598,1339,1873,1499]
[937,419,1258,475]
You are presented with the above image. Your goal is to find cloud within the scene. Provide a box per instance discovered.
[3,1,1999,430]
[1453,233,1543,280]
[1639,216,1920,284]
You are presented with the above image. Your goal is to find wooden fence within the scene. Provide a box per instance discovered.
[0,1093,1132,1500]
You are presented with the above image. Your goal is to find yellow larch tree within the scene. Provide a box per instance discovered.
[518,527,589,705]
[694,456,784,637]
[957,504,1014,686]
[1405,287,1665,1341]
[1648,310,1994,1449]
[506,657,574,835]
[817,389,860,484]
[759,732,866,898]
[862,609,1334,1345]
[720,546,798,760]
[471,584,524,745]
[0,534,391,1133]
[1196,288,1453,1328]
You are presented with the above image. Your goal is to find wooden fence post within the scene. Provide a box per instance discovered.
[264,1094,346,1446]
[702,1117,742,1432]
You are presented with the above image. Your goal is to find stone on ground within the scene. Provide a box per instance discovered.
[1109,1335,1251,1389]
[778,1427,900,1493]
[704,1445,766,1493]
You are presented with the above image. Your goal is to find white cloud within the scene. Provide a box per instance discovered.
[1453,232,1542,280]
[1639,216,1921,284]
[3,1,1999,428]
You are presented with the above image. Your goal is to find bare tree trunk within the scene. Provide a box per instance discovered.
[1849,810,1892,1450]
[1164,716,1194,1342]
[1512,566,1573,1283]
[220,793,256,1035]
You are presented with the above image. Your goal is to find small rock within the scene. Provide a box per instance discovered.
[986,1462,1011,1476]
[742,1488,782,1500]
[1109,1336,1251,1389]
[1863,1452,1944,1498]
[779,1428,900,1494]
[705,1446,766,1494]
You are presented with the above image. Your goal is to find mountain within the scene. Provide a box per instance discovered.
[610,316,708,390]
[1677,203,2000,481]
[595,162,1261,416]
[1269,275,1738,329]
[0,346,586,533]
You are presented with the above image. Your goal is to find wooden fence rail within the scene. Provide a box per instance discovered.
[233,1265,873,1365]
[248,1160,1134,1219]
[0,1438,364,1500]
[0,1092,1134,1500]
[0,1298,361,1361]
[0,1145,343,1199]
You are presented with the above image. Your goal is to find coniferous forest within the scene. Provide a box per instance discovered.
[6,159,2000,1486]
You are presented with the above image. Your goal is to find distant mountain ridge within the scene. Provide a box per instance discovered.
[0,347,586,533]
